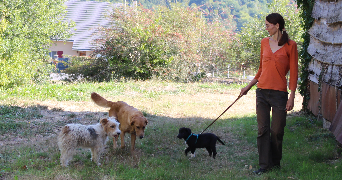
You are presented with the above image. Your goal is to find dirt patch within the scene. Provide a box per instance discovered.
[0,101,108,147]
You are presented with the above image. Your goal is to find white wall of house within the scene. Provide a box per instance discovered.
[49,41,77,56]
[49,41,93,57]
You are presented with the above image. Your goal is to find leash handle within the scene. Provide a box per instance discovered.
[200,94,243,134]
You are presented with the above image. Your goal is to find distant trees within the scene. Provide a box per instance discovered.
[0,0,72,88]
[238,0,303,71]
[0,0,304,87]
[105,0,271,31]
[94,4,237,81]
[76,0,303,81]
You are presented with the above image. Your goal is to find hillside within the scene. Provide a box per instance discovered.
[86,0,272,31]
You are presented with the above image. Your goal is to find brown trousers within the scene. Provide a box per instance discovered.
[256,88,288,169]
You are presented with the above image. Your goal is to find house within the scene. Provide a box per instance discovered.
[49,0,120,60]
[303,0,342,145]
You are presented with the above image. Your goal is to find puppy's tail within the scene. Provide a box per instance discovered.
[217,137,225,145]
[91,92,115,108]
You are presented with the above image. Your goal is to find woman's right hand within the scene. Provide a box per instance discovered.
[239,78,258,96]
[240,87,249,96]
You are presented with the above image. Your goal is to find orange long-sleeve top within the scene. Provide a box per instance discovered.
[254,37,298,92]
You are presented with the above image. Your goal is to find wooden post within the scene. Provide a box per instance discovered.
[227,64,230,78]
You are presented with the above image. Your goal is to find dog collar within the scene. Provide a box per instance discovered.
[185,133,199,144]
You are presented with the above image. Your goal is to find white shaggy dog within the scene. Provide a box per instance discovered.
[58,117,121,166]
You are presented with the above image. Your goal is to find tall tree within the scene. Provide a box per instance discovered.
[0,0,72,88]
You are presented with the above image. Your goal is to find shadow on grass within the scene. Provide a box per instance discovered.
[0,105,341,179]
[0,105,46,135]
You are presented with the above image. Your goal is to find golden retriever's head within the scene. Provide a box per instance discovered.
[130,115,148,139]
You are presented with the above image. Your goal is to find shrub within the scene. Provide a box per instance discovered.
[63,56,114,82]
[94,4,237,82]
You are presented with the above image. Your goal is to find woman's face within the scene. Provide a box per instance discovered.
[265,20,279,36]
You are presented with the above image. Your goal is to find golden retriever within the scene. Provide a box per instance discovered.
[91,92,148,151]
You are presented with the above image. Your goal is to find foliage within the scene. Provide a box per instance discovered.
[0,0,73,89]
[238,0,304,71]
[95,6,176,80]
[296,0,315,110]
[95,4,237,81]
[62,56,114,82]
[190,0,270,31]
[97,0,271,31]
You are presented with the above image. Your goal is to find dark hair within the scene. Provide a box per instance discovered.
[266,13,289,46]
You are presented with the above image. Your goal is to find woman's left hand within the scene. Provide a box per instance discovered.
[286,91,295,111]
[286,98,294,111]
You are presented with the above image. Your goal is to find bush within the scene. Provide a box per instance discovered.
[94,4,237,82]
[63,56,114,82]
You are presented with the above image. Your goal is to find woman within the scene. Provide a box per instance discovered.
[240,13,298,174]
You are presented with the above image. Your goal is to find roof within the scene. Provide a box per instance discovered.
[63,0,120,51]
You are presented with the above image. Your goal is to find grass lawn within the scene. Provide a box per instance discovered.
[0,80,341,179]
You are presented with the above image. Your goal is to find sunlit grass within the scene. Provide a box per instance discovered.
[0,80,250,101]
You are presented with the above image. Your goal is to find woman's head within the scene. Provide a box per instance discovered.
[265,13,289,46]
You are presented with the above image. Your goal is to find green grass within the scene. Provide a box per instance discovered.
[0,80,250,102]
[0,105,43,135]
[0,80,341,179]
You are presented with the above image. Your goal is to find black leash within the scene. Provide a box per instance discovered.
[200,94,243,134]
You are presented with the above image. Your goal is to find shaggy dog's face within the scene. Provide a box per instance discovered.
[131,115,148,139]
[101,117,121,138]
[177,127,191,139]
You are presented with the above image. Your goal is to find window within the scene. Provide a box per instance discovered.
[49,51,57,59]
[79,51,86,56]
[49,51,63,59]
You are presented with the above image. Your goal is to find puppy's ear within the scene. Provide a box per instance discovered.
[61,126,70,135]
[100,118,108,125]
[186,128,191,134]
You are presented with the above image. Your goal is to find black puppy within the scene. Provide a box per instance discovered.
[177,127,225,159]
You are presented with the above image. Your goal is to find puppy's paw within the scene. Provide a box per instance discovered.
[190,153,196,158]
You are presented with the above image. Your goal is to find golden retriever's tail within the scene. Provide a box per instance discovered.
[91,92,115,108]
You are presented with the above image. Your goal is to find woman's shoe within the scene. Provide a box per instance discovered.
[253,168,268,175]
